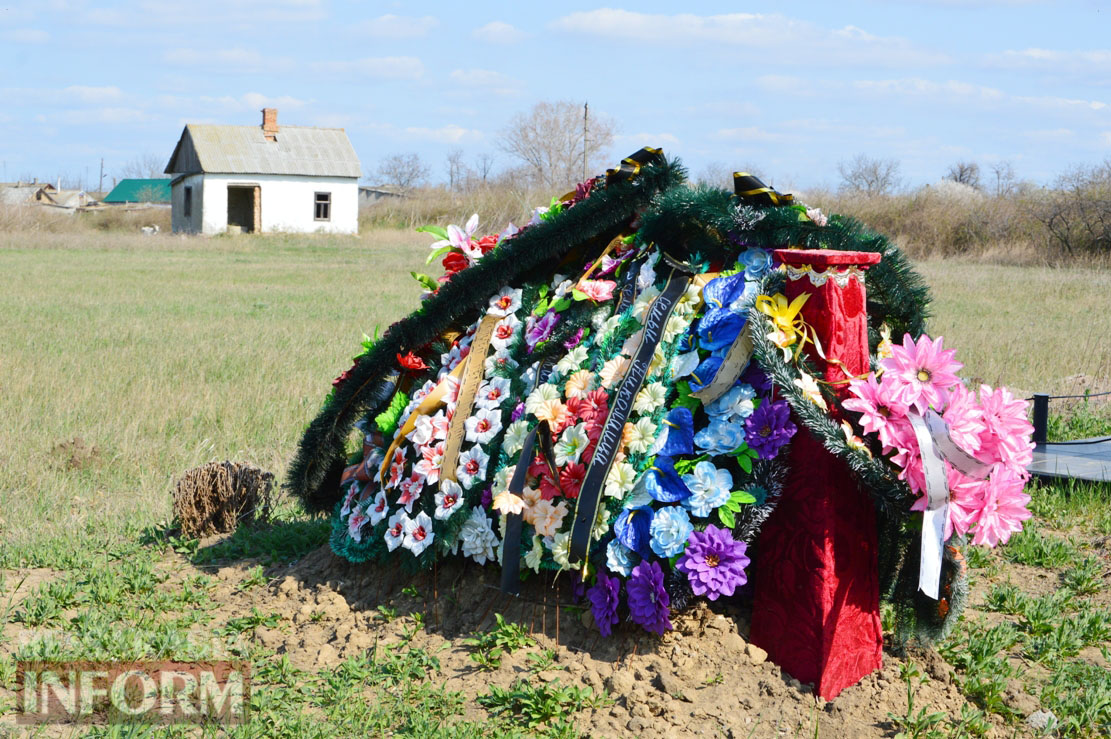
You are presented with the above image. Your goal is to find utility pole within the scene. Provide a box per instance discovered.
[98,158,104,195]
[582,102,589,182]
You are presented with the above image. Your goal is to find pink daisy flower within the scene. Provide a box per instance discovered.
[844,374,910,449]
[969,465,1032,547]
[880,334,963,414]
[942,383,986,455]
[976,385,1034,475]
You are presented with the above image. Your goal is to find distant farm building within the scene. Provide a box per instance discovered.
[104,178,171,204]
[359,185,405,207]
[164,108,360,235]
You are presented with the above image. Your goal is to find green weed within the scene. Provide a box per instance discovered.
[887,661,948,739]
[940,621,1023,716]
[221,607,281,635]
[1000,525,1079,568]
[1039,660,1111,737]
[478,678,609,729]
[464,613,535,671]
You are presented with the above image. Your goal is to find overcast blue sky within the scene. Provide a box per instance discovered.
[2,1,1109,191]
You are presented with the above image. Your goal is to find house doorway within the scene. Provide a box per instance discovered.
[227,185,260,233]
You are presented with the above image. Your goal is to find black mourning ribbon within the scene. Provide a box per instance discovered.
[733,172,794,207]
[567,266,694,572]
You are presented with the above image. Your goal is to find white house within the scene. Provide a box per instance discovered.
[164,109,360,235]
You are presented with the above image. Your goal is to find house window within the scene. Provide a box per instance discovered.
[314,192,331,221]
[183,186,193,217]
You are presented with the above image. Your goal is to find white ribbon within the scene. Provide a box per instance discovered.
[910,410,992,599]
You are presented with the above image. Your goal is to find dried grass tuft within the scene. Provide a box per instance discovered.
[172,461,274,539]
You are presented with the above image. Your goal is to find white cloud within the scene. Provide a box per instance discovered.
[2,28,49,43]
[64,86,125,104]
[403,125,483,144]
[713,127,788,144]
[1023,128,1075,141]
[165,48,264,66]
[361,14,438,38]
[854,77,1108,112]
[472,21,526,44]
[550,10,948,67]
[449,69,522,96]
[311,57,424,80]
[197,93,308,112]
[985,48,1111,81]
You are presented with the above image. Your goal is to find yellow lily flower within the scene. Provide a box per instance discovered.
[755,292,810,356]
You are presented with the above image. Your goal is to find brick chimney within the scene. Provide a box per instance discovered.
[262,108,278,141]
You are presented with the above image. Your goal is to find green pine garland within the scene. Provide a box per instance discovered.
[289,154,686,512]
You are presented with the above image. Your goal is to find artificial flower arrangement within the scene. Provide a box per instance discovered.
[292,151,1035,644]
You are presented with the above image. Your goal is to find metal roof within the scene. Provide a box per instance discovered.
[165,124,361,178]
[103,178,171,203]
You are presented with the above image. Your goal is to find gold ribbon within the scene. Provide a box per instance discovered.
[440,314,500,482]
[378,314,499,486]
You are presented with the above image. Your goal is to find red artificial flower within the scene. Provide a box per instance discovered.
[559,462,586,499]
[528,454,549,481]
[442,251,468,275]
[476,234,499,255]
[539,471,562,501]
[397,351,429,371]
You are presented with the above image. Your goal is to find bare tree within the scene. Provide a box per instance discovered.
[498,100,616,190]
[989,161,1017,198]
[474,153,496,185]
[695,161,768,188]
[446,149,466,191]
[1033,159,1111,255]
[837,154,901,196]
[121,153,167,179]
[375,153,429,192]
[945,160,981,189]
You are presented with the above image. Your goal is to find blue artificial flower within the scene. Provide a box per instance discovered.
[607,539,638,577]
[688,356,723,394]
[681,461,734,517]
[678,325,698,353]
[693,418,747,456]
[658,407,694,457]
[614,506,653,559]
[698,309,746,352]
[645,457,692,503]
[705,383,757,422]
[740,247,773,279]
[649,506,693,558]
[701,273,748,312]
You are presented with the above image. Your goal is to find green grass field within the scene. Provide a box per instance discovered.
[1,229,1109,736]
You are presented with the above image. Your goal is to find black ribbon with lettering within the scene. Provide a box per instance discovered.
[733,171,794,207]
[567,266,693,571]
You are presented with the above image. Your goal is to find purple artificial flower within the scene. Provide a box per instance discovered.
[744,399,796,459]
[525,311,559,352]
[676,525,751,601]
[587,571,621,637]
[741,363,773,395]
[626,560,672,635]
[510,402,525,422]
[563,327,584,349]
[480,487,493,508]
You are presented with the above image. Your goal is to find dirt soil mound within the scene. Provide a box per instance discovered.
[193,545,1024,738]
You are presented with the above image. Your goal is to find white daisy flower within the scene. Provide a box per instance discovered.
[475,376,512,411]
[384,511,408,552]
[464,407,503,445]
[604,461,637,498]
[490,314,521,351]
[402,511,435,556]
[488,287,523,317]
[634,383,667,415]
[456,446,490,490]
[434,479,465,520]
[524,534,545,573]
[625,417,657,455]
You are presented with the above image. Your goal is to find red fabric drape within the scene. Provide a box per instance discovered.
[749,249,883,700]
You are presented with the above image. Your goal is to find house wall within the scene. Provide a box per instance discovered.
[171,174,358,235]
[170,174,204,233]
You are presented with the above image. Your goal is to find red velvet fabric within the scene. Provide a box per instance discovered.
[749,250,883,700]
